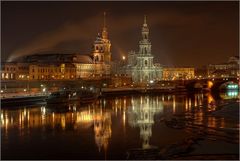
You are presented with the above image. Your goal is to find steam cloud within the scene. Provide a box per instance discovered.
[7,12,208,62]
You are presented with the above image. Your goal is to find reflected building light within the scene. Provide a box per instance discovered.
[220,118,225,128]
[19,113,22,129]
[115,99,118,106]
[61,115,66,130]
[41,107,46,125]
[194,95,197,107]
[185,99,188,111]
[1,113,3,123]
[188,98,192,109]
[123,111,126,127]
[27,111,30,122]
[208,117,216,128]
[124,99,126,108]
[103,99,106,107]
[173,95,176,113]
[131,97,134,105]
[24,108,27,117]
[207,93,214,104]
[128,96,163,149]
[41,107,46,115]
[21,111,25,123]
[5,117,9,130]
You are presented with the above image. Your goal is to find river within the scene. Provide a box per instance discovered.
[1,91,239,159]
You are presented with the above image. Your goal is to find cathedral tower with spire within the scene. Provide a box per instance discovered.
[127,15,162,83]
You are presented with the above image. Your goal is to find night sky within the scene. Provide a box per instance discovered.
[2,1,239,67]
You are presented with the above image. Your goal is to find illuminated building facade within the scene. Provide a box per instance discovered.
[1,63,29,80]
[162,67,195,80]
[207,56,239,78]
[29,63,76,80]
[127,16,162,84]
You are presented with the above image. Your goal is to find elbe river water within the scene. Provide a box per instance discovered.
[1,91,239,159]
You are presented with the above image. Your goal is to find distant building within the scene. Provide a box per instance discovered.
[29,63,76,80]
[126,16,162,84]
[1,12,112,81]
[207,56,239,78]
[1,63,29,80]
[162,67,195,80]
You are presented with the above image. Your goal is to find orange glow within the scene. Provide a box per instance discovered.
[207,81,214,88]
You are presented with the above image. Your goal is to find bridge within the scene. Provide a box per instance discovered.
[161,77,239,91]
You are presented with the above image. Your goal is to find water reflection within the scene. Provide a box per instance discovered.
[220,90,239,100]
[128,95,163,149]
[1,91,239,159]
[93,108,112,152]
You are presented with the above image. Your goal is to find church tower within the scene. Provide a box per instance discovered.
[126,15,163,83]
[102,12,111,64]
[92,12,111,64]
[139,15,151,55]
[92,33,105,64]
[135,15,155,83]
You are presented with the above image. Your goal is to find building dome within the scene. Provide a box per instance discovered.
[73,55,93,64]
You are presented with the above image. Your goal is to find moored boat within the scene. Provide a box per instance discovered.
[46,89,98,105]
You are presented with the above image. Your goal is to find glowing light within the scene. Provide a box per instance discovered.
[173,95,176,113]
[1,90,3,93]
[227,91,238,97]
[207,81,213,88]
[149,80,154,84]
[122,56,126,60]
[23,88,27,92]
[1,113,3,123]
[123,111,126,125]
[227,84,238,89]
